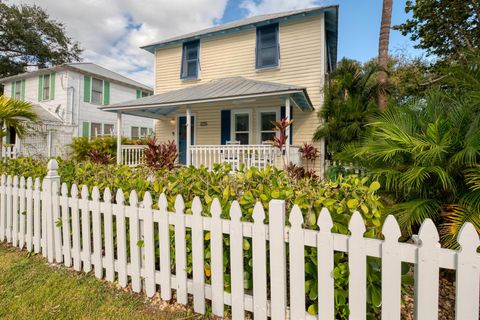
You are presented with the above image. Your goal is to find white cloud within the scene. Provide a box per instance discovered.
[239,0,328,17]
[7,0,228,87]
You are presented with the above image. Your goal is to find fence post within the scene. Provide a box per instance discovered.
[44,159,60,263]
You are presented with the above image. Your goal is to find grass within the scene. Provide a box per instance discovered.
[0,243,194,320]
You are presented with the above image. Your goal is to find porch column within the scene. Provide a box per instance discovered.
[285,96,291,162]
[186,105,192,166]
[116,111,122,165]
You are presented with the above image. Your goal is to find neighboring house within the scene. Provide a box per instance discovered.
[0,63,154,157]
[102,6,338,175]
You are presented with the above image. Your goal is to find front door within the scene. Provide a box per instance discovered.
[178,116,195,164]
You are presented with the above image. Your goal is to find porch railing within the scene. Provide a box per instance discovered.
[121,145,146,167]
[190,144,276,171]
[1,146,17,161]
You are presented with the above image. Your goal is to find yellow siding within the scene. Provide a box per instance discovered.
[154,14,326,171]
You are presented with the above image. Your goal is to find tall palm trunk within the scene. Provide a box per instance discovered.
[378,0,393,112]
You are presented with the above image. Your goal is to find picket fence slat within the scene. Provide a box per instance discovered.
[415,219,440,319]
[129,190,141,293]
[80,185,92,272]
[381,216,402,320]
[60,183,71,267]
[18,177,26,249]
[25,177,33,252]
[0,159,478,320]
[52,182,63,263]
[12,176,18,247]
[70,184,82,271]
[348,211,367,319]
[252,202,267,320]
[103,188,115,282]
[143,192,156,297]
[230,201,244,320]
[269,200,287,320]
[115,189,128,287]
[158,193,171,300]
[174,195,188,304]
[289,205,305,319]
[33,178,41,253]
[210,199,224,317]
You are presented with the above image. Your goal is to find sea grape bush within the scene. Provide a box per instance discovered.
[0,157,391,318]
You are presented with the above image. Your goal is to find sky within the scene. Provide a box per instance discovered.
[8,0,424,87]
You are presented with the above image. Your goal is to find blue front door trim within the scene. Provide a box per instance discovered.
[178,116,195,165]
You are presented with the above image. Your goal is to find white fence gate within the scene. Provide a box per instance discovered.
[0,159,479,319]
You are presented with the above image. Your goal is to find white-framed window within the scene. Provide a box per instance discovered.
[131,126,151,139]
[43,74,50,100]
[231,110,251,145]
[91,78,103,104]
[90,122,102,137]
[258,108,280,143]
[14,80,21,100]
[103,124,114,135]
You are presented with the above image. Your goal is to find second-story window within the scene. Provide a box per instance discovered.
[181,40,200,79]
[43,74,51,100]
[91,78,103,104]
[14,80,22,100]
[256,23,279,69]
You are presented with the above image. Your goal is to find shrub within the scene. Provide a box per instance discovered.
[143,138,178,171]
[0,159,392,318]
[69,136,147,162]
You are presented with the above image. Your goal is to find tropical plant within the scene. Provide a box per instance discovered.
[313,59,379,155]
[378,0,393,111]
[69,136,146,162]
[0,96,37,151]
[345,89,480,247]
[271,118,293,167]
[298,142,319,171]
[142,138,178,171]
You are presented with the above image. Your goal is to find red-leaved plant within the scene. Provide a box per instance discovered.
[271,118,294,167]
[298,142,320,171]
[143,138,178,171]
[88,149,114,164]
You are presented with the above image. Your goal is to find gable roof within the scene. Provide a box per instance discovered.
[0,63,153,92]
[141,5,338,67]
[100,76,313,118]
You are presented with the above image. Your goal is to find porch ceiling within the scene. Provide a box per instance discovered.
[100,76,313,119]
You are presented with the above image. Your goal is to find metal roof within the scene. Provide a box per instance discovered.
[100,77,313,118]
[31,104,63,124]
[0,63,153,92]
[141,5,339,67]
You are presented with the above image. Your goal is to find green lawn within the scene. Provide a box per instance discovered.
[0,244,194,319]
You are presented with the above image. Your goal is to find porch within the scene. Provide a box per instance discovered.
[105,77,320,171]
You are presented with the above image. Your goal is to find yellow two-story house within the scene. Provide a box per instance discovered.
[103,6,338,175]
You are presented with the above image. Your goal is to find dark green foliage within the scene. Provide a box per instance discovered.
[314,59,379,154]
[0,2,82,77]
[69,136,145,162]
[394,0,480,61]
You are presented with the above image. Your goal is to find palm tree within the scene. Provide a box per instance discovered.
[351,90,480,247]
[313,59,379,155]
[378,0,393,111]
[0,96,37,152]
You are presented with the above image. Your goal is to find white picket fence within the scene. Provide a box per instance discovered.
[0,159,479,320]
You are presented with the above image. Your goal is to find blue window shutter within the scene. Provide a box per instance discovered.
[280,106,293,144]
[220,110,231,145]
[256,23,279,69]
[180,40,199,79]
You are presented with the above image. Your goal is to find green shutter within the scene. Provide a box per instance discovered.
[103,80,110,105]
[136,89,141,99]
[84,76,91,102]
[50,72,56,100]
[21,79,25,100]
[82,122,90,137]
[10,82,14,99]
[38,76,43,101]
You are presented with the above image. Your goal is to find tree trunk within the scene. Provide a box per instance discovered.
[378,0,393,112]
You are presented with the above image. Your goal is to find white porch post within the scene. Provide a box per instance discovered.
[186,105,192,166]
[116,111,122,165]
[285,96,291,162]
